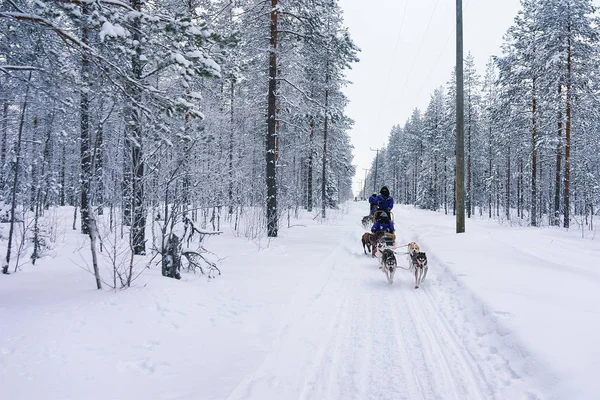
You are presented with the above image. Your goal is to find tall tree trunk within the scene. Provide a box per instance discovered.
[393,168,398,201]
[182,86,191,214]
[434,157,438,210]
[564,28,572,229]
[488,125,492,218]
[88,211,102,289]
[42,109,55,210]
[228,80,235,215]
[531,77,537,226]
[29,116,38,212]
[519,159,524,219]
[32,128,52,265]
[0,100,7,194]
[414,153,418,205]
[444,156,448,215]
[467,98,472,218]
[321,70,329,219]
[2,72,31,275]
[307,118,314,212]
[128,0,146,254]
[94,109,104,216]
[554,84,562,226]
[123,141,132,225]
[80,5,91,234]
[495,166,500,217]
[266,0,278,237]
[506,142,511,220]
[59,144,66,206]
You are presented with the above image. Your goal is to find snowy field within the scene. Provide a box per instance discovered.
[1,202,599,400]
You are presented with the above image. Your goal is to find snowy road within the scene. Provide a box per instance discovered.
[4,202,582,400]
[226,204,545,400]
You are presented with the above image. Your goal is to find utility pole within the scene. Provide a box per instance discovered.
[455,0,466,233]
[370,148,382,192]
[362,168,369,199]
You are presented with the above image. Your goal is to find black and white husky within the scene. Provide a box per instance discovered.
[380,248,398,284]
[414,252,428,289]
[361,215,372,229]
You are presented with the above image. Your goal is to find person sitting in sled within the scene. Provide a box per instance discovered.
[370,211,395,256]
[368,192,378,216]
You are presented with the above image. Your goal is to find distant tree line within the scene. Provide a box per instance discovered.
[365,0,599,230]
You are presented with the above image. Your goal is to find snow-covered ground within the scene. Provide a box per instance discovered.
[1,203,598,399]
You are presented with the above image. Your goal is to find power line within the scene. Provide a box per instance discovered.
[380,1,409,109]
[373,0,409,137]
[414,30,454,102]
[398,0,441,98]
[374,0,441,140]
[367,0,474,177]
[414,0,475,104]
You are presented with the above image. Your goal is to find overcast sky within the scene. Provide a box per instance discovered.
[338,0,524,195]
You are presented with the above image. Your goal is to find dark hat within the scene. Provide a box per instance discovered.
[380,186,389,195]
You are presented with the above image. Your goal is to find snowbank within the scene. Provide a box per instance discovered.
[393,204,600,399]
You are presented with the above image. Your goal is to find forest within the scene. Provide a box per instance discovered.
[0,0,358,279]
[364,0,600,231]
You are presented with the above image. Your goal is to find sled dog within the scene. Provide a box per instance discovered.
[414,252,428,289]
[407,241,420,270]
[361,215,372,229]
[380,247,398,284]
[361,232,375,255]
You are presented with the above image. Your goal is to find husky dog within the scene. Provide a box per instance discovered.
[361,232,376,255]
[407,242,420,271]
[380,248,397,284]
[414,252,428,289]
[361,215,372,229]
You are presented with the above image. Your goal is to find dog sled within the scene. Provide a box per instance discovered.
[381,232,395,246]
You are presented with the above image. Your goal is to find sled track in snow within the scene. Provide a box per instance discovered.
[398,286,487,399]
[226,224,544,400]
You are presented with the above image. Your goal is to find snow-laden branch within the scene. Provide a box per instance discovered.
[0,65,43,74]
[0,11,93,50]
[0,65,41,70]
[276,117,309,134]
[277,29,312,40]
[57,0,135,11]
[276,77,325,109]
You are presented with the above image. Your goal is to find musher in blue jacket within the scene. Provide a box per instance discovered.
[368,192,378,215]
[375,186,393,213]
[370,211,395,256]
[371,212,395,234]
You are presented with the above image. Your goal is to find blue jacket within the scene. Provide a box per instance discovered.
[371,220,395,233]
[368,195,378,212]
[375,194,394,212]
